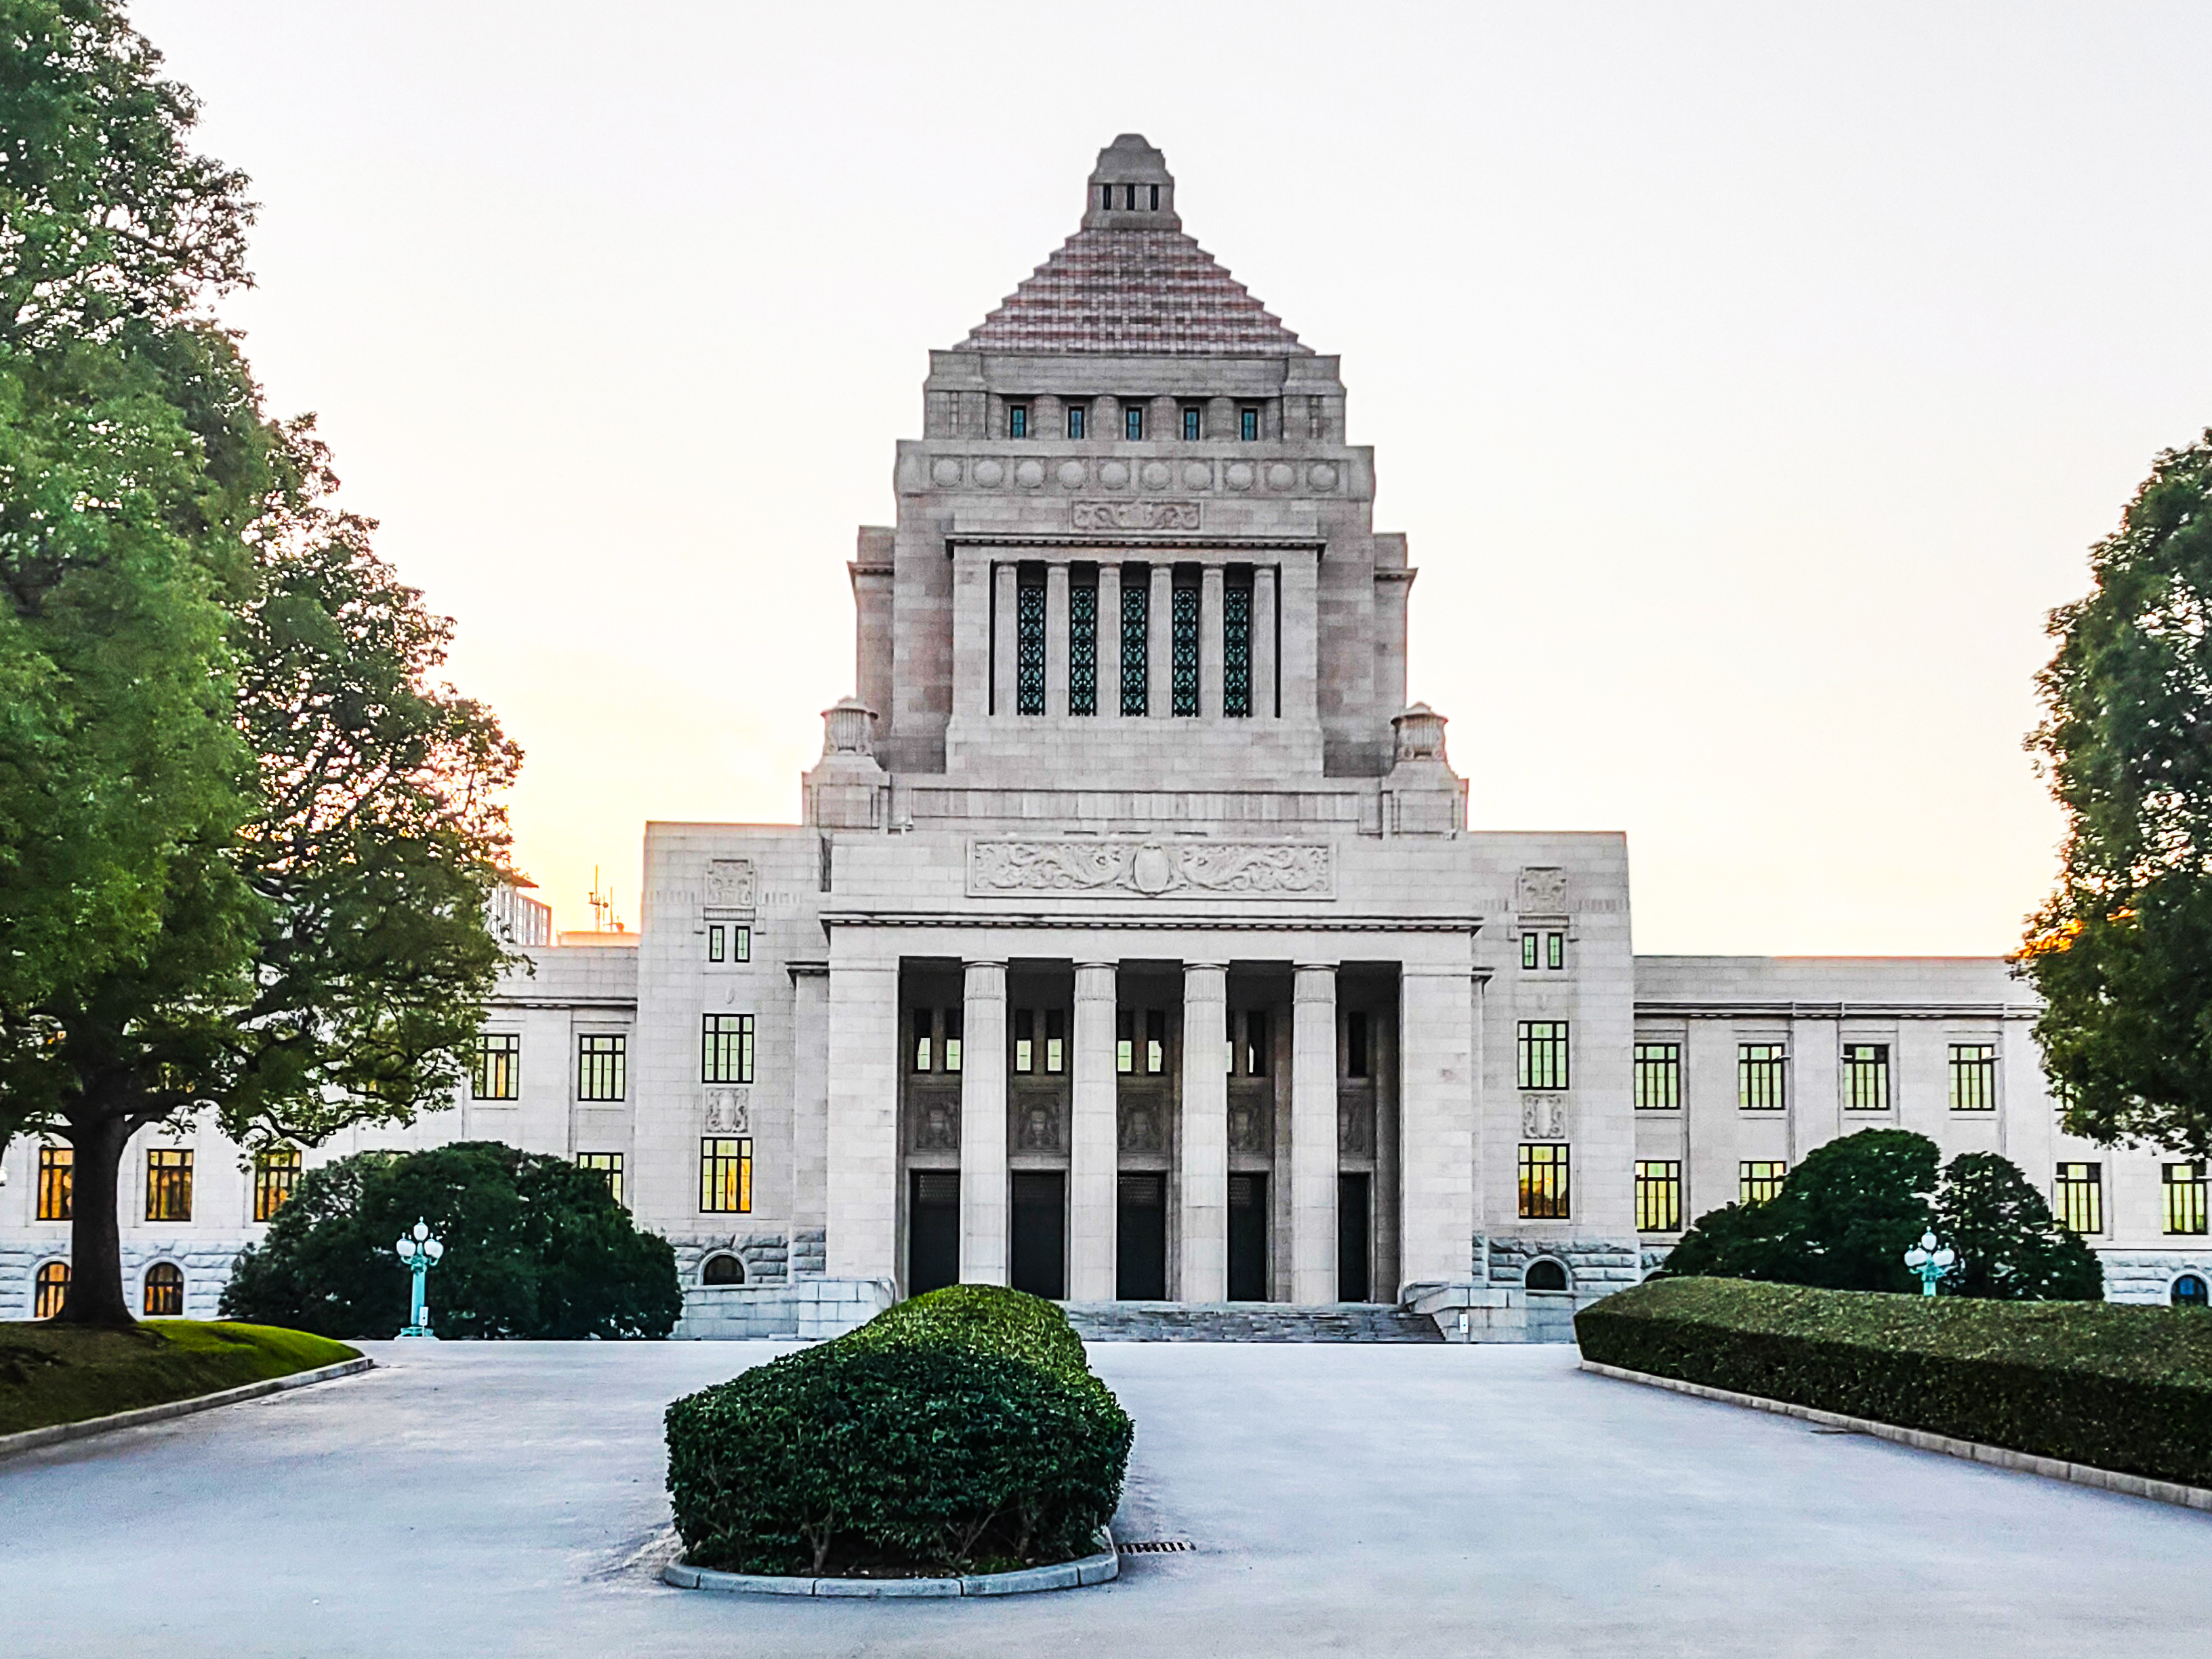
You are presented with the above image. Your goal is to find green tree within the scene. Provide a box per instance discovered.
[1935,1151,2104,1300]
[2024,434,2212,1158]
[221,1145,682,1341]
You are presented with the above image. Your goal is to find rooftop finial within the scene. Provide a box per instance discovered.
[1083,134,1179,230]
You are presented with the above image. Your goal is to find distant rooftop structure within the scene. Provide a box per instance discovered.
[958,134,1309,359]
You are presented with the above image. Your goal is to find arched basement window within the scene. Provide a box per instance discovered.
[143,1261,184,1316]
[1525,1259,1569,1292]
[34,1260,70,1319]
[2175,1273,2209,1309]
[701,1253,745,1286]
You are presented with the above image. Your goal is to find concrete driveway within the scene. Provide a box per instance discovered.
[1,1338,2203,1657]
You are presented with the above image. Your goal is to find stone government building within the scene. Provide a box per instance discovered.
[5,137,2210,1334]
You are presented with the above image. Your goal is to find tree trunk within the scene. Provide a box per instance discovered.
[58,1112,135,1326]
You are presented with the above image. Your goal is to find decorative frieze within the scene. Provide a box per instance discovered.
[968,838,1332,900]
[1071,499,1202,532]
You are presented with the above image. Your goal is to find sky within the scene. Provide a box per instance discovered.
[129,1,2212,954]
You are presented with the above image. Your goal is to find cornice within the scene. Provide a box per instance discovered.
[1634,1000,2039,1021]
[819,909,1484,934]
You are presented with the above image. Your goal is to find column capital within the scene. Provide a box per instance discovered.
[1293,962,1338,1002]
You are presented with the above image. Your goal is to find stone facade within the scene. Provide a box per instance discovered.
[5,137,2209,1336]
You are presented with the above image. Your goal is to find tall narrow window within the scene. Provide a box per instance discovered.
[254,1147,302,1223]
[943,1008,963,1073]
[1740,1161,1789,1204]
[1069,573,1098,716]
[1170,579,1200,716]
[1145,1009,1166,1074]
[1182,405,1202,441]
[1240,405,1259,441]
[578,1033,627,1102]
[1015,571,1046,716]
[142,1261,184,1317]
[1124,183,1136,209]
[1633,1044,1681,1110]
[36,1145,71,1221]
[145,1148,192,1223]
[1518,1143,1571,1219]
[577,1152,624,1206]
[702,1014,755,1084]
[1738,1044,1786,1111]
[1067,404,1086,440]
[1547,931,1565,970]
[2164,1162,2208,1235]
[1517,1022,1570,1090]
[1844,1043,1891,1111]
[1117,1010,1135,1073]
[473,1032,520,1101]
[2055,1162,2102,1234]
[700,1137,753,1214]
[912,1008,934,1073]
[1125,405,1144,441]
[1045,1008,1066,1074]
[1014,1008,1035,1073]
[1223,577,1252,718]
[1346,1010,1370,1079]
[1149,183,1159,209]
[1120,569,1149,715]
[708,924,726,963]
[1007,402,1028,438]
[1635,1161,1682,1231]
[1244,1010,1269,1076]
[1948,1043,1998,1111]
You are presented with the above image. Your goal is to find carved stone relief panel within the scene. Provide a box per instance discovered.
[1227,1090,1272,1155]
[703,1088,751,1134]
[909,1094,960,1153]
[1515,865,1568,914]
[1338,1091,1376,1159]
[969,839,1332,900]
[1014,1098,1065,1154]
[704,857,757,911]
[1118,1097,1167,1154]
[1071,499,1201,532]
[1520,1095,1568,1140]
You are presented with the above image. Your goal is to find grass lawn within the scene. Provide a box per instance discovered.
[0,1319,361,1437]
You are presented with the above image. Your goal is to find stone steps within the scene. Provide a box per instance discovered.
[1061,1301,1444,1343]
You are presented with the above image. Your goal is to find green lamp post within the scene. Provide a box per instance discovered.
[394,1219,445,1339]
[1902,1230,1955,1298]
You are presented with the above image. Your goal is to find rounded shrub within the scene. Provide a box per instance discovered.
[665,1286,1132,1577]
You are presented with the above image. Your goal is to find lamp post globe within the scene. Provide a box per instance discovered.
[1903,1229,1955,1297]
[394,1218,445,1340]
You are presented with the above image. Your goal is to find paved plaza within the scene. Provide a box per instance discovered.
[1,1340,2204,1657]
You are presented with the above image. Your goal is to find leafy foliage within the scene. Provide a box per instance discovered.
[1935,1151,2104,1301]
[1576,1276,2212,1488]
[665,1287,1132,1577]
[2024,434,2212,1158]
[219,1143,682,1341]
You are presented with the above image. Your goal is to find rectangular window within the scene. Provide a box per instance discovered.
[1067,404,1086,441]
[1169,579,1200,716]
[1244,1010,1269,1077]
[1948,1042,1999,1111]
[1518,1143,1571,1220]
[702,1014,755,1084]
[1182,405,1202,441]
[1240,405,1259,441]
[1008,402,1028,438]
[1124,405,1143,441]
[1517,1021,1570,1091]
[1740,1161,1790,1205]
[700,1136,753,1214]
[2055,1162,2103,1234]
[1844,1043,1891,1111]
[1633,1043,1681,1110]
[577,1033,628,1102]
[473,1032,520,1101]
[1738,1044,1787,1111]
[577,1152,624,1206]
[1117,1009,1135,1074]
[708,924,725,963]
[1120,569,1149,716]
[1223,578,1252,718]
[912,1008,933,1073]
[1547,931,1565,970]
[1014,1008,1035,1073]
[1045,1008,1066,1074]
[253,1147,302,1223]
[943,1007,962,1073]
[729,926,751,962]
[1145,1008,1166,1075]
[1015,571,1046,716]
[1069,573,1098,716]
[1346,1010,1370,1079]
[1635,1160,1682,1232]
[36,1145,72,1222]
[145,1148,193,1223]
[2164,1162,2209,1236]
[1521,933,1538,970]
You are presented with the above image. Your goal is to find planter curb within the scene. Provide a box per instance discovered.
[0,1355,373,1464]
[663,1533,1120,1599]
[1580,1358,2212,1514]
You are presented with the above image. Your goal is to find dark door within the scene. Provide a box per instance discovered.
[1338,1172,1372,1303]
[1010,1171,1067,1300]
[909,1170,960,1296]
[1117,1172,1167,1300]
[1227,1172,1268,1302]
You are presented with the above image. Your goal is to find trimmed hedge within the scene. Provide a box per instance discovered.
[665,1286,1133,1577]
[1576,1277,2212,1488]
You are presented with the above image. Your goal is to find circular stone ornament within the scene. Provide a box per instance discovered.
[1183,462,1212,489]
[930,457,962,488]
[1266,462,1295,490]
[1057,459,1087,489]
[1309,462,1338,489]
[973,459,1004,487]
[1015,459,1045,489]
[1099,460,1130,489]
[1141,460,1171,489]
[1225,462,1254,490]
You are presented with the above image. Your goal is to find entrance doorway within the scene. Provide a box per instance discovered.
[909,1170,959,1295]
[1338,1172,1372,1302]
[1228,1172,1269,1301]
[1010,1171,1067,1300]
[1116,1172,1167,1299]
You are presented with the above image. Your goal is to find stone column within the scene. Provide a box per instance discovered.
[1398,964,1477,1294]
[1069,961,1120,1300]
[951,546,991,720]
[1180,960,1230,1301]
[1200,564,1225,719]
[825,959,899,1284]
[1046,560,1070,719]
[1279,550,1319,727]
[1253,566,1278,720]
[1291,962,1338,1304]
[959,959,1009,1285]
[1149,565,1173,719]
[1098,565,1122,720]
[991,563,1017,718]
[790,964,830,1269]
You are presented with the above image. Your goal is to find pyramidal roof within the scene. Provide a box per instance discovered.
[957,136,1310,359]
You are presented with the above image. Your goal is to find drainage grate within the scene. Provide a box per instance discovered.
[1120,1540,1193,1554]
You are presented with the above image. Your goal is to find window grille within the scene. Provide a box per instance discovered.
[2055,1162,2102,1234]
[577,1152,624,1206]
[1125,405,1143,441]
[1517,1021,1570,1091]
[1518,1143,1571,1219]
[2164,1162,2208,1236]
[1008,403,1028,438]
[1069,577,1099,716]
[473,1032,520,1101]
[1045,1008,1066,1074]
[702,1015,755,1084]
[1183,405,1202,441]
[577,1034,627,1102]
[1117,1009,1135,1073]
[36,1145,71,1221]
[34,1261,69,1319]
[1067,405,1086,440]
[1170,581,1200,716]
[1120,570,1149,715]
[943,1007,963,1073]
[1635,1161,1681,1231]
[1240,405,1259,441]
[1223,580,1252,717]
[1948,1043,1998,1111]
[254,1147,302,1223]
[1346,1010,1370,1079]
[1738,1044,1786,1111]
[1146,1008,1166,1074]
[1633,1044,1681,1110]
[700,1137,753,1214]
[142,1261,184,1317]
[1015,575,1046,715]
[145,1148,193,1222]
[1740,1161,1789,1204]
[1843,1043,1890,1111]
